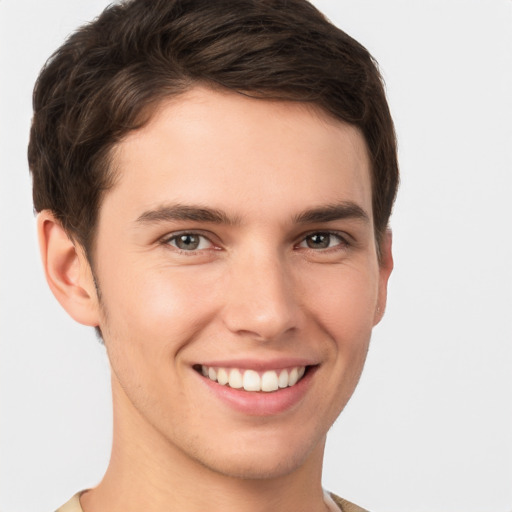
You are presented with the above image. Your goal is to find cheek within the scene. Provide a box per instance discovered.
[304,263,380,341]
[303,267,378,429]
[97,258,223,351]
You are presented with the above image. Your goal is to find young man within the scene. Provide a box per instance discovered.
[29,0,398,510]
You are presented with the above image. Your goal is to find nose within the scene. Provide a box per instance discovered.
[221,248,300,342]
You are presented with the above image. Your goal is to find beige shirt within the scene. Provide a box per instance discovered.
[56,491,368,512]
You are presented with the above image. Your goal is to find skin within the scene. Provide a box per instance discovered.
[39,86,393,512]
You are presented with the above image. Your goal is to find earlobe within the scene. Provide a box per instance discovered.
[373,229,394,325]
[37,210,100,327]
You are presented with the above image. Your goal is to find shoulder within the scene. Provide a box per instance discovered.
[55,493,83,512]
[329,492,370,512]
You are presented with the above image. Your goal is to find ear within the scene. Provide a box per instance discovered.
[37,210,100,326]
[373,229,393,325]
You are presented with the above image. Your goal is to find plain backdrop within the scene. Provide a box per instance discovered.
[1,1,511,511]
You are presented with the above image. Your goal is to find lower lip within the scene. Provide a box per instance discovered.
[197,367,316,416]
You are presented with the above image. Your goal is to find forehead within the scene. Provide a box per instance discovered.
[106,86,372,223]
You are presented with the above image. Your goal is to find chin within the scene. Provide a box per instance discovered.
[186,429,324,481]
[201,451,307,481]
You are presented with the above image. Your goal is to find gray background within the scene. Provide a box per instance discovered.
[1,1,511,511]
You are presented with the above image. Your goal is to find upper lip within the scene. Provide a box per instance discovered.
[194,358,318,371]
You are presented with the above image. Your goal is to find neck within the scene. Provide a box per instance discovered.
[81,378,328,512]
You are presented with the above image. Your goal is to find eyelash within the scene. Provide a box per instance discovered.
[160,230,350,255]
[161,231,217,253]
[297,231,350,251]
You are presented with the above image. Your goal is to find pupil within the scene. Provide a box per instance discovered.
[177,234,199,250]
[308,233,329,249]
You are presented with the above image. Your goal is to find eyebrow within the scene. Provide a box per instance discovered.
[293,202,370,224]
[135,204,240,225]
[135,201,369,227]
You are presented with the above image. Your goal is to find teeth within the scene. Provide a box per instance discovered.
[288,367,299,386]
[228,368,243,389]
[278,369,289,388]
[261,370,279,392]
[243,370,260,391]
[217,368,229,385]
[200,365,307,392]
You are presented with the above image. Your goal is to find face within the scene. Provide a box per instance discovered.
[90,87,391,480]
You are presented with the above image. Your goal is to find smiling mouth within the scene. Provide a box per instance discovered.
[195,365,308,392]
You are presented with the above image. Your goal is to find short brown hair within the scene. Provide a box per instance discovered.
[28,0,398,258]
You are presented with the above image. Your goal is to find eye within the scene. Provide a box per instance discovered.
[165,233,213,251]
[298,232,347,250]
